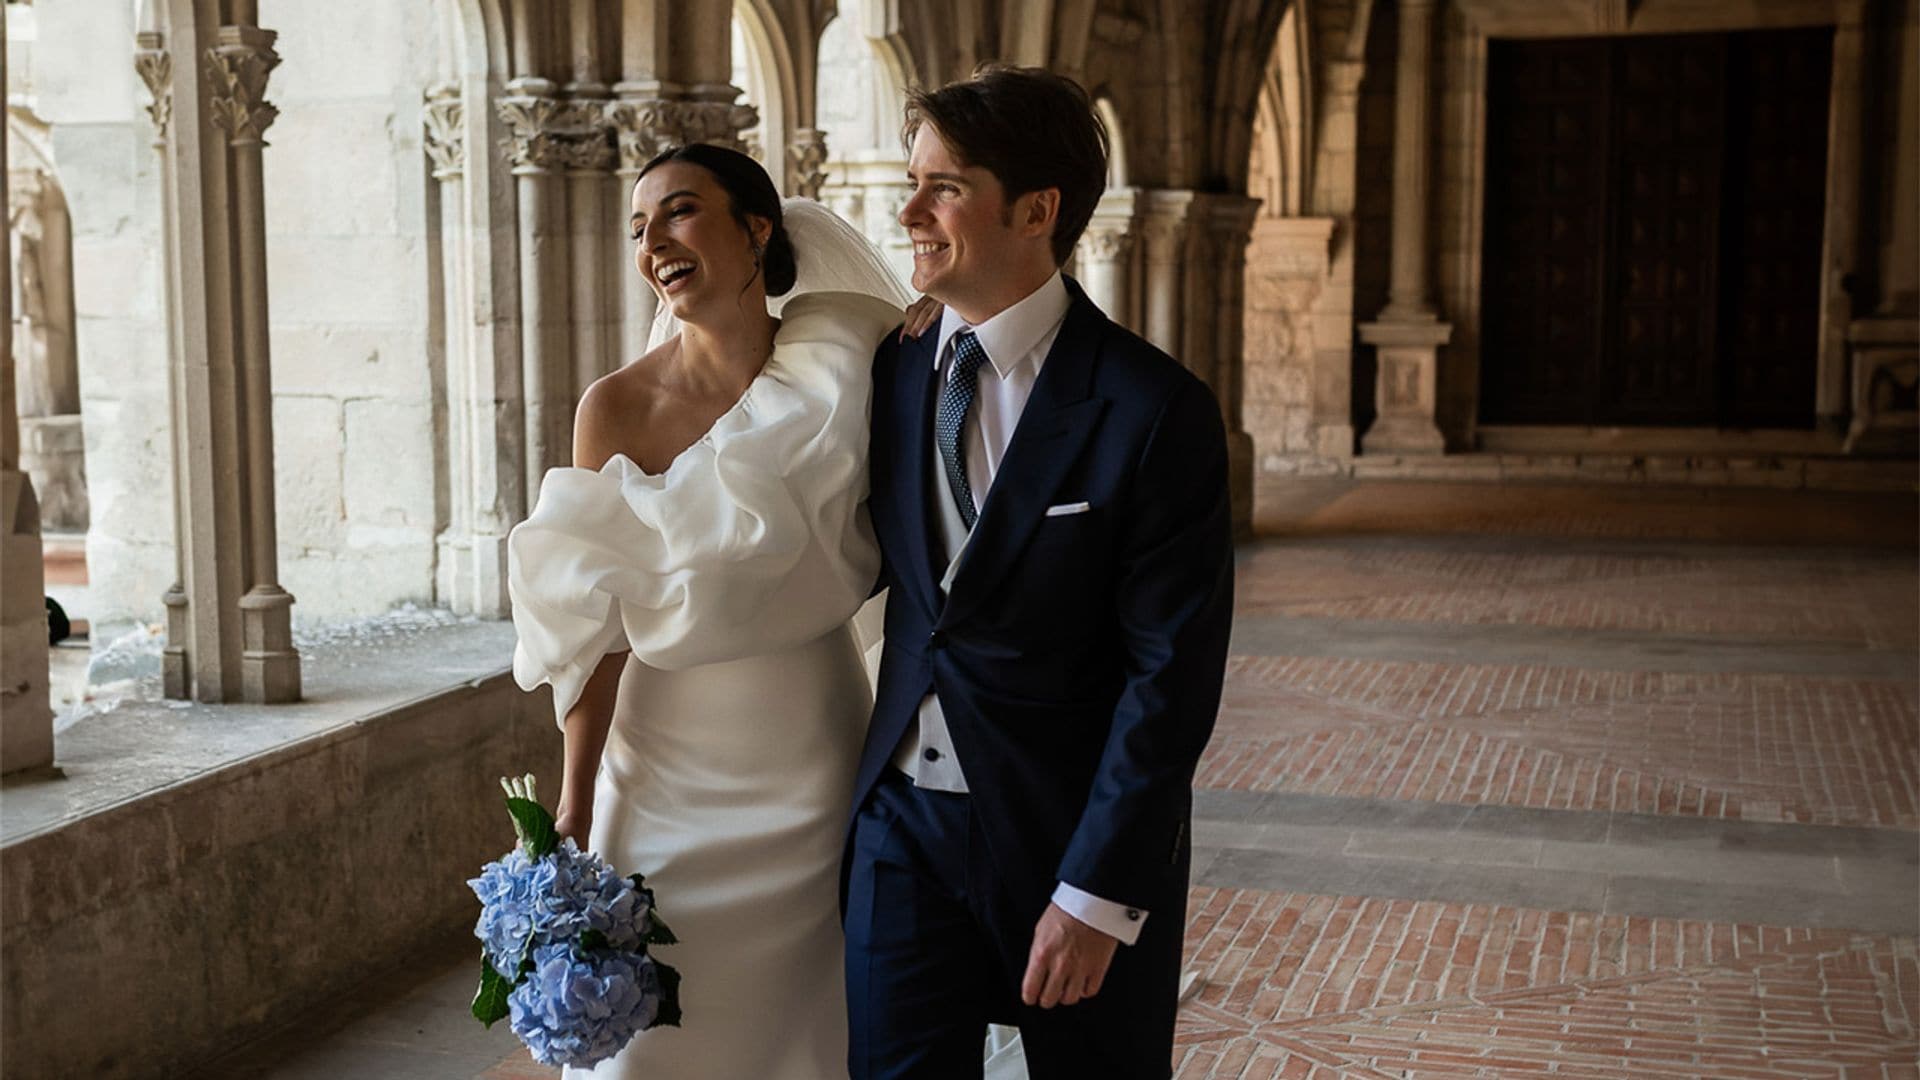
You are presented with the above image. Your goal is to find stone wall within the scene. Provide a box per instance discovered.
[0,672,558,1079]
[31,0,445,625]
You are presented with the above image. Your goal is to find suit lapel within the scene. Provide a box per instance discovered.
[936,288,1109,631]
[894,327,945,620]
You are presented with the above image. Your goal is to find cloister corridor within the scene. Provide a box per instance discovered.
[176,480,1920,1080]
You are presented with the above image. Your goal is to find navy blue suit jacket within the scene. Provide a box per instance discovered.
[853,277,1234,940]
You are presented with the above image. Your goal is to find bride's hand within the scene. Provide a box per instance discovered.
[899,295,942,341]
[555,801,592,850]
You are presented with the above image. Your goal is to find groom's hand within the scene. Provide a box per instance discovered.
[1022,902,1119,1008]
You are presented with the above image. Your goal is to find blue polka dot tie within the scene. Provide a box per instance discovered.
[937,330,988,530]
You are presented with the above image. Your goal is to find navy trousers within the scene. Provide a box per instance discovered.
[844,769,1175,1080]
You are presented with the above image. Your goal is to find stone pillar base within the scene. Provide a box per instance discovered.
[1843,317,1919,455]
[1,470,54,774]
[240,585,300,704]
[163,583,190,700]
[436,532,511,618]
[1358,317,1452,455]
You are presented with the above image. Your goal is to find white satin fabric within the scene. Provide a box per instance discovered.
[509,289,902,1079]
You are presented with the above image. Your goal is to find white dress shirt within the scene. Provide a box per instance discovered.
[890,272,1148,946]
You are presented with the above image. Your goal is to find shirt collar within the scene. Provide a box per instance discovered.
[932,271,1071,380]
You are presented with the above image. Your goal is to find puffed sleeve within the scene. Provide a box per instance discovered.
[508,291,902,725]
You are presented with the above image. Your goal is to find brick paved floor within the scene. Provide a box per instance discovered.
[193,481,1920,1079]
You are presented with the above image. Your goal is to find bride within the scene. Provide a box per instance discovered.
[508,144,936,1078]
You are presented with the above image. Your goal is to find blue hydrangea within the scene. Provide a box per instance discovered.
[508,942,663,1067]
[467,840,653,976]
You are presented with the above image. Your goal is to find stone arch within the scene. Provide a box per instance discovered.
[1249,2,1312,220]
[1240,0,1356,478]
[424,0,528,617]
[731,0,796,192]
[7,108,78,420]
[1094,94,1128,188]
[7,103,87,533]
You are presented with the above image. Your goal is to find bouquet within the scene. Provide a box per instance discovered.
[468,774,681,1068]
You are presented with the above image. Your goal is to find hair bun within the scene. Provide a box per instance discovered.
[762,222,798,297]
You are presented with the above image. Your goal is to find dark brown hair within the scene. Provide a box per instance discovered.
[902,65,1109,266]
[637,143,797,296]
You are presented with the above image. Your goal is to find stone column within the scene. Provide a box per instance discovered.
[1135,190,1258,533]
[207,21,300,703]
[1357,0,1449,454]
[135,19,192,698]
[1817,0,1867,430]
[609,92,671,363]
[788,127,829,200]
[1078,187,1142,329]
[143,2,300,703]
[499,79,570,499]
[1205,195,1263,535]
[1,9,56,774]
[425,85,486,615]
[1138,190,1199,358]
[560,90,616,396]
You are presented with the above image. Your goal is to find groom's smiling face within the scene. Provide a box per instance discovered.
[901,124,1026,319]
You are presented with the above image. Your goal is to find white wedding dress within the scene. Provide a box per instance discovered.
[510,200,1033,1080]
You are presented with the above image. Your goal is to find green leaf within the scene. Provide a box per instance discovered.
[627,874,677,945]
[506,796,558,857]
[651,962,683,1028]
[645,909,678,947]
[471,956,514,1027]
[578,929,608,952]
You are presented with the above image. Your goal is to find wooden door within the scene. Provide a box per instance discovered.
[1478,27,1832,428]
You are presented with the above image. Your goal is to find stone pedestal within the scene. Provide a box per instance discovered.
[1358,317,1450,454]
[0,472,55,775]
[1843,316,1920,454]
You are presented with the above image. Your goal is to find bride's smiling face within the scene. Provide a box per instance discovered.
[631,162,770,322]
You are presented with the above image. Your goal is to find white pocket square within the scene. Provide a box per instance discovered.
[1045,501,1092,517]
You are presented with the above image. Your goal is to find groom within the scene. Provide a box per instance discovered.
[846,65,1234,1078]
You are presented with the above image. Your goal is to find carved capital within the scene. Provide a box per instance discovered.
[607,98,760,173]
[1079,227,1132,263]
[497,86,613,174]
[422,85,465,180]
[133,35,173,140]
[788,129,829,200]
[607,99,675,173]
[675,100,760,151]
[204,27,281,146]
[497,91,561,172]
[551,100,615,173]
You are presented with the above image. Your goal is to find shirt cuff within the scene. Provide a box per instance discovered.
[1052,882,1147,946]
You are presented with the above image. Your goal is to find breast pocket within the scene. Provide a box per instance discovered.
[1020,501,1109,596]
